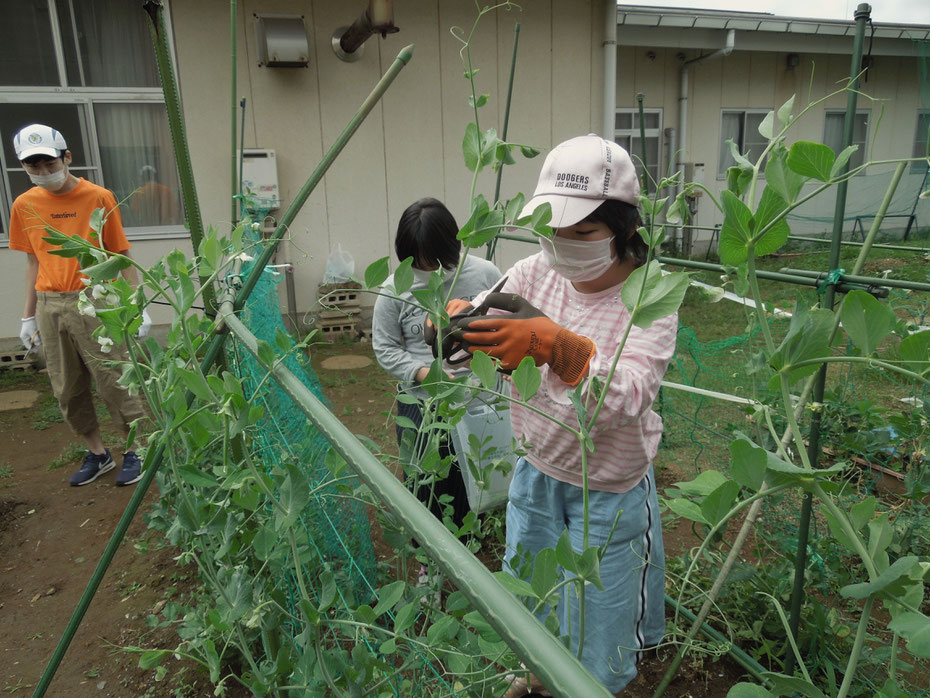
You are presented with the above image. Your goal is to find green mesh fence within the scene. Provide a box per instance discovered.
[226,227,377,608]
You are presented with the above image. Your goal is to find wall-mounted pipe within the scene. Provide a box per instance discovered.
[332,0,399,62]
[677,29,735,192]
[602,0,618,139]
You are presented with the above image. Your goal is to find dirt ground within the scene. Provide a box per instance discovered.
[0,339,746,697]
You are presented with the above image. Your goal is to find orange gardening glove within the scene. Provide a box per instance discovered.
[456,292,595,386]
[423,299,474,362]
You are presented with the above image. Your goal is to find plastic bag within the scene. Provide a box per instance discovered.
[323,244,355,284]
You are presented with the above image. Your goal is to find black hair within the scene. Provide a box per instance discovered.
[581,199,647,268]
[394,197,461,270]
[22,153,64,165]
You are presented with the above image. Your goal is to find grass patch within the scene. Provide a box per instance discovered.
[32,395,63,431]
[48,442,87,471]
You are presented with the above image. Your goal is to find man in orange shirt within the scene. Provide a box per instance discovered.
[10,124,150,487]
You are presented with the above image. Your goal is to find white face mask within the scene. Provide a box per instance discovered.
[539,235,616,282]
[29,168,69,192]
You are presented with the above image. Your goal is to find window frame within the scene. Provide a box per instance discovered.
[614,107,663,189]
[822,109,870,172]
[717,108,772,179]
[0,0,185,245]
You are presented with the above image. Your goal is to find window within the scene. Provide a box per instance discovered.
[911,110,930,174]
[1,0,184,241]
[614,108,662,188]
[718,110,771,178]
[823,110,869,171]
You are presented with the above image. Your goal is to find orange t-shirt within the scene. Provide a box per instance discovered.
[9,179,131,292]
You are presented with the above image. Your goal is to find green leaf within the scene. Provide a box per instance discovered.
[470,351,497,390]
[727,140,754,170]
[840,556,921,599]
[256,339,276,368]
[757,110,775,140]
[372,580,406,618]
[555,531,577,573]
[764,143,805,204]
[393,257,415,295]
[830,145,859,178]
[898,329,930,375]
[840,290,896,356]
[718,191,755,265]
[318,569,336,612]
[700,480,740,527]
[751,187,790,256]
[512,357,541,400]
[769,302,834,385]
[426,613,459,644]
[530,548,558,601]
[463,122,482,171]
[176,464,219,488]
[364,256,390,289]
[777,95,795,128]
[621,262,690,329]
[139,649,170,670]
[492,570,535,597]
[520,145,541,158]
[178,368,215,402]
[786,140,835,181]
[83,254,131,283]
[730,439,768,492]
[89,207,105,236]
[666,498,708,525]
[393,602,419,633]
[504,194,526,226]
[276,464,310,532]
[888,612,930,658]
[468,93,489,108]
[727,684,775,698]
[674,469,730,496]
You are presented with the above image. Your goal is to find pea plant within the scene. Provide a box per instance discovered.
[654,89,930,698]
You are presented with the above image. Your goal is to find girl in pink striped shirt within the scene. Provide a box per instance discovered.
[448,135,675,696]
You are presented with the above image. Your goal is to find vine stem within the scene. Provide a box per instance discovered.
[836,597,875,698]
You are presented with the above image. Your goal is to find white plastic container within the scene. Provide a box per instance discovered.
[451,386,517,513]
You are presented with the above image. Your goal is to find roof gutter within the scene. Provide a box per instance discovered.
[677,28,735,194]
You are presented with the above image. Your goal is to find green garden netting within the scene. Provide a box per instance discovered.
[226,228,377,610]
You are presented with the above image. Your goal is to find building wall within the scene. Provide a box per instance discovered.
[169,0,603,323]
[616,35,929,249]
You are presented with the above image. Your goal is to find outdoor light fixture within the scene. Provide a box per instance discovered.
[786,53,800,69]
[254,14,309,67]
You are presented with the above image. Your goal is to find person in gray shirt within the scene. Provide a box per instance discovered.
[372,197,501,538]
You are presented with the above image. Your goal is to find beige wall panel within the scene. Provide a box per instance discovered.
[719,50,750,108]
[748,52,777,108]
[552,0,594,142]
[378,1,446,265]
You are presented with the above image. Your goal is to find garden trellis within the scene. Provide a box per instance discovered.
[32,1,930,697]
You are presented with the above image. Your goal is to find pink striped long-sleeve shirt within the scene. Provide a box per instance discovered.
[474,251,678,493]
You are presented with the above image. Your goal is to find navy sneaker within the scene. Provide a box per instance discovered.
[115,451,143,487]
[69,449,115,486]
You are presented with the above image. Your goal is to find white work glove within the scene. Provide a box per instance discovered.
[137,308,152,338]
[20,317,41,350]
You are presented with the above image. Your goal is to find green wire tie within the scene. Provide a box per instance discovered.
[817,268,845,293]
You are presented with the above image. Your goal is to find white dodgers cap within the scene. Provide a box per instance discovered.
[13,124,68,161]
[520,134,640,228]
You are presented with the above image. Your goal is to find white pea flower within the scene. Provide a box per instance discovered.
[237,253,254,262]
[251,222,261,232]
[77,295,97,317]
[97,336,114,353]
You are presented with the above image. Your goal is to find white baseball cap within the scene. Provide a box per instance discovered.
[13,124,68,161]
[520,134,640,228]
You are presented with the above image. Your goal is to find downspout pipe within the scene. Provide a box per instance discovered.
[677,29,735,191]
[602,0,617,140]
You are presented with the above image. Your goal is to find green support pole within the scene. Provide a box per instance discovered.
[487,22,521,261]
[230,0,238,225]
[784,3,871,674]
[143,0,217,317]
[637,92,650,196]
[220,309,613,698]
[31,39,414,698]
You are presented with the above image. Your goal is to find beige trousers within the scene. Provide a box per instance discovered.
[35,291,146,437]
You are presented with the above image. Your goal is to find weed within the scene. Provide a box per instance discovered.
[48,442,86,471]
[32,395,63,431]
[0,465,12,480]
